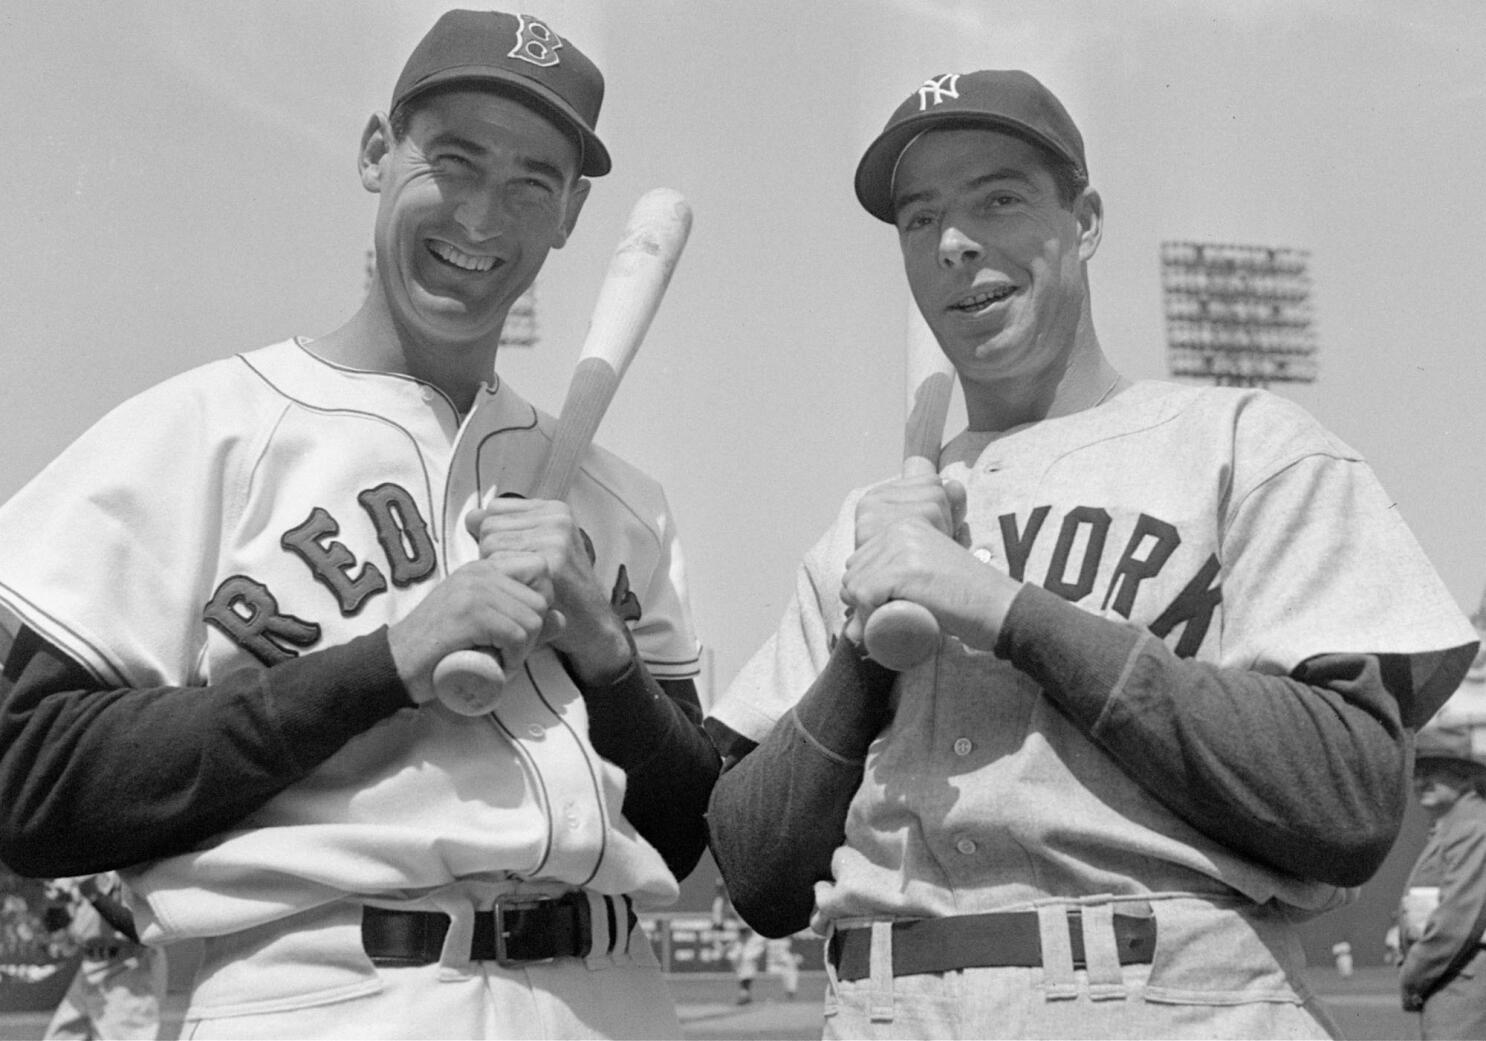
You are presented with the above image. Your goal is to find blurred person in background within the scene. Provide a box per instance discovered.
[1399,724,1486,1039]
[42,873,167,1041]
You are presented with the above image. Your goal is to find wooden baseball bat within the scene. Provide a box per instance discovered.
[861,304,955,671]
[433,187,693,715]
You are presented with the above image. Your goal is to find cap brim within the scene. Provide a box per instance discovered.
[399,68,611,178]
[855,111,1077,224]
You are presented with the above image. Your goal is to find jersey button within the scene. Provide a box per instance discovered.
[953,738,973,757]
[972,547,994,565]
[955,838,977,856]
[526,724,544,738]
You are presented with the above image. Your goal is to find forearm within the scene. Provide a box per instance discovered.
[706,639,896,937]
[576,642,719,882]
[998,584,1408,885]
[0,626,410,877]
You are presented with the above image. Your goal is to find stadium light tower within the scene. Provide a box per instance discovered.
[1161,241,1317,388]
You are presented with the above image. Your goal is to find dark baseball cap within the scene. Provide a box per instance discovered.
[391,9,611,177]
[855,70,1086,223]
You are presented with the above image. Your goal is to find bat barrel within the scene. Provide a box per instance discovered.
[862,301,953,671]
[432,188,692,714]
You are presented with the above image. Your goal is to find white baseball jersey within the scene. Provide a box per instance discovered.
[711,379,1475,924]
[0,339,701,943]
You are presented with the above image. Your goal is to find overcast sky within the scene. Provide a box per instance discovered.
[2,0,1482,703]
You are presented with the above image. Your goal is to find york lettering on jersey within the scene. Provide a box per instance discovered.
[998,505,1222,658]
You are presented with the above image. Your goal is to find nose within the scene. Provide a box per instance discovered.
[938,224,982,269]
[453,184,506,240]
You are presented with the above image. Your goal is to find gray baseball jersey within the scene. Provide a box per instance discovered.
[711,380,1475,924]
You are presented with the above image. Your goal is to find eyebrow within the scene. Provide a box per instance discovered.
[425,131,569,184]
[893,166,1042,217]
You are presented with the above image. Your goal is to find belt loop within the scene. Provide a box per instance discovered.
[1036,905,1078,1000]
[617,896,633,957]
[868,921,895,1023]
[584,893,614,969]
[431,893,475,981]
[822,922,842,1019]
[1079,904,1126,999]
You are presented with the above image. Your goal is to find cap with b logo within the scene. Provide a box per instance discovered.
[391,9,611,177]
[854,70,1085,223]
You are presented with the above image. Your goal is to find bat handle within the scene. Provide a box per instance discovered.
[862,600,942,672]
[861,452,946,671]
[433,647,509,715]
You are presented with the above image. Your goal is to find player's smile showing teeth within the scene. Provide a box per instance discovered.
[952,283,1016,313]
[427,240,500,273]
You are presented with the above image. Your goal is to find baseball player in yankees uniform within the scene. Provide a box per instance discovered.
[0,10,716,1040]
[704,70,1479,1039]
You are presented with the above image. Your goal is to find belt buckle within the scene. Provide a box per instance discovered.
[491,893,554,968]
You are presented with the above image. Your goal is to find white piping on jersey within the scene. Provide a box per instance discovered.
[0,581,129,688]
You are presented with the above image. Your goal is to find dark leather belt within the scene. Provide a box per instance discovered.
[362,893,626,968]
[829,909,1157,981]
[81,941,138,961]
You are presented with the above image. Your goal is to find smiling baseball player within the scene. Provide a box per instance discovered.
[704,69,1479,1039]
[0,10,714,1039]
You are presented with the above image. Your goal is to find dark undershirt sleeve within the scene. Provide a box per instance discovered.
[707,580,1438,931]
[706,638,896,937]
[572,638,719,882]
[0,625,410,878]
[997,583,1413,886]
[1,623,720,886]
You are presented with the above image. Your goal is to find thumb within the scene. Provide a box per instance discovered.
[944,479,970,545]
[464,486,503,539]
[541,609,567,644]
[901,454,938,479]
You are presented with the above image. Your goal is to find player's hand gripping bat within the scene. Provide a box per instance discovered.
[433,187,693,715]
[860,306,956,671]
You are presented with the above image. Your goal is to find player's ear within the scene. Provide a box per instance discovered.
[359,113,393,194]
[1074,187,1102,262]
[552,178,591,249]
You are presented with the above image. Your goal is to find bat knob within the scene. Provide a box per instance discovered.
[432,648,508,715]
[863,600,941,672]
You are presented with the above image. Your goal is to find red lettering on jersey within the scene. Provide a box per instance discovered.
[281,506,388,615]
[203,575,321,665]
[610,564,641,623]
[358,483,437,587]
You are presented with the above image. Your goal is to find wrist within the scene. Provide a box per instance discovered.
[934,567,1019,652]
[558,613,635,686]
